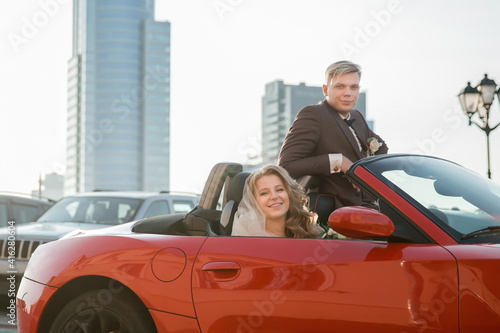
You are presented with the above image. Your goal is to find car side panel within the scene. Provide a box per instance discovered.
[445,244,500,332]
[192,237,459,333]
[17,277,58,333]
[149,309,201,333]
[22,234,207,319]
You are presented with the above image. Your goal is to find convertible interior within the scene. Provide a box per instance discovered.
[132,163,249,237]
[131,162,431,244]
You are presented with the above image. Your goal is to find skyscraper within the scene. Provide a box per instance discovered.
[65,0,170,194]
[261,81,324,165]
[261,80,368,165]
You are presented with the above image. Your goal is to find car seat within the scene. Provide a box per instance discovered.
[220,171,250,235]
[92,203,112,222]
[296,175,335,227]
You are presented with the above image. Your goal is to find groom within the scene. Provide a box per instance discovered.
[278,60,388,213]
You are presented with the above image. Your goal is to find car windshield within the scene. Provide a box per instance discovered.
[37,196,143,224]
[364,155,500,241]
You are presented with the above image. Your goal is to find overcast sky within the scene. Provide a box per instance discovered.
[1,0,500,196]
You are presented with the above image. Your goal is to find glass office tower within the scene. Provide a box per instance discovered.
[261,81,324,165]
[65,0,170,194]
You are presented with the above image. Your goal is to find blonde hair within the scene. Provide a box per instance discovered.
[246,165,321,238]
[325,60,362,84]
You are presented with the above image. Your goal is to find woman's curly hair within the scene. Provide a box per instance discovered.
[246,165,322,238]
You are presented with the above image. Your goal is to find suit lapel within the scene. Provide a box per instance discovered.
[350,117,367,158]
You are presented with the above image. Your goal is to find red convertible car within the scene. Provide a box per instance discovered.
[16,154,500,332]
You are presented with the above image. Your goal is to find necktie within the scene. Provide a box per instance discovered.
[344,118,355,127]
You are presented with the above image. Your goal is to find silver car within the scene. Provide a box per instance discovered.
[0,191,199,297]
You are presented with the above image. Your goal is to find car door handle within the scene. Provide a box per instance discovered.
[201,261,241,281]
[202,261,241,272]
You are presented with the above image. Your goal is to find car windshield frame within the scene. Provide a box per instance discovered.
[37,196,144,225]
[355,154,500,244]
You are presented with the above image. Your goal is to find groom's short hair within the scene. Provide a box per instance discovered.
[325,60,362,84]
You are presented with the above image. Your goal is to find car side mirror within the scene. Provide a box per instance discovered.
[328,206,395,239]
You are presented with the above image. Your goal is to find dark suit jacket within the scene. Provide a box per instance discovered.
[278,99,388,208]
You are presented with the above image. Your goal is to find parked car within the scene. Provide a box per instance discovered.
[17,155,500,332]
[0,191,199,298]
[0,193,53,228]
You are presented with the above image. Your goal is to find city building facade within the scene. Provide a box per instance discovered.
[65,0,170,194]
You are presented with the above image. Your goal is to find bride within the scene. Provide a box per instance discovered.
[231,165,322,238]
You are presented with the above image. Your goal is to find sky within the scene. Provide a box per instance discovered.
[1,0,500,197]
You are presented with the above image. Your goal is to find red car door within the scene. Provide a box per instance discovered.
[444,244,500,332]
[192,236,459,333]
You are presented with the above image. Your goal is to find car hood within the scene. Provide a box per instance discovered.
[0,222,115,241]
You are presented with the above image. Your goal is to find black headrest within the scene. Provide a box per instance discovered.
[183,206,220,236]
[132,213,186,235]
[227,172,251,203]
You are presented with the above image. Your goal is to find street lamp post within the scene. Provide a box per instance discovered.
[458,74,500,179]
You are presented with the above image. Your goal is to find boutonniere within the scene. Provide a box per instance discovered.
[367,137,383,156]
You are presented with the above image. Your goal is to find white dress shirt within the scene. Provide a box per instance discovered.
[328,113,362,174]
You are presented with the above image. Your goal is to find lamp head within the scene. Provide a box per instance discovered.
[458,81,480,115]
[477,74,497,107]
